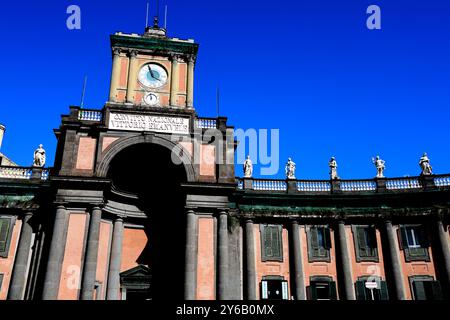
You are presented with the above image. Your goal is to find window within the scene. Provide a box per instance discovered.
[352,225,378,262]
[0,216,15,258]
[409,276,443,300]
[308,276,337,300]
[260,277,289,300]
[307,226,332,262]
[398,225,430,262]
[355,277,388,300]
[260,224,283,262]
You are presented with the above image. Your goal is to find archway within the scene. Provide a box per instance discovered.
[107,142,188,300]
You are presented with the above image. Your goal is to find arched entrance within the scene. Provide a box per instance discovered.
[106,141,189,300]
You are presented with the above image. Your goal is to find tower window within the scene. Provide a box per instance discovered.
[409,276,443,300]
[308,276,337,300]
[352,225,378,262]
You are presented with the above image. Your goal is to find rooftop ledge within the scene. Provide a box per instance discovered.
[237,175,450,194]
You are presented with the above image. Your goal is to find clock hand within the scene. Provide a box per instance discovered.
[148,65,156,79]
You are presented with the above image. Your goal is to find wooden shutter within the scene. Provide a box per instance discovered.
[270,226,281,259]
[357,227,368,257]
[261,280,268,299]
[0,218,11,256]
[263,225,273,258]
[329,281,337,300]
[355,280,367,300]
[308,284,317,300]
[368,227,378,257]
[412,281,427,300]
[398,226,408,250]
[281,281,289,300]
[419,226,430,247]
[380,281,389,300]
[431,281,443,300]
[324,227,332,249]
[310,227,320,257]
[0,274,3,292]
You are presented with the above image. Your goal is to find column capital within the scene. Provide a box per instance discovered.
[291,220,299,225]
[129,50,138,58]
[112,48,121,56]
[169,53,183,63]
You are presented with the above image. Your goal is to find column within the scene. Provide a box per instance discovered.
[245,219,257,300]
[186,56,195,108]
[170,55,180,106]
[337,221,355,300]
[109,48,121,102]
[106,217,124,300]
[217,211,229,300]
[436,218,450,286]
[184,210,198,300]
[384,220,406,300]
[8,212,33,300]
[42,206,69,300]
[126,50,138,104]
[290,221,306,300]
[80,207,102,300]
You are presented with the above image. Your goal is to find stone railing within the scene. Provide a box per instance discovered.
[297,180,331,192]
[237,174,450,194]
[0,166,49,181]
[78,109,103,122]
[386,177,422,190]
[195,118,217,129]
[340,180,377,192]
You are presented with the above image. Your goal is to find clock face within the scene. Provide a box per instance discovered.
[143,92,160,106]
[138,63,168,89]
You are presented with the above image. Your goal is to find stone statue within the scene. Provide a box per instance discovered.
[33,144,46,167]
[243,155,253,178]
[419,152,433,175]
[329,157,339,179]
[285,157,296,179]
[372,155,385,178]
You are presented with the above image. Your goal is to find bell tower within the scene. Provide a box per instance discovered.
[108,17,198,109]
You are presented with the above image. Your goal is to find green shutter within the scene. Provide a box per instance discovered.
[368,227,378,257]
[431,281,443,300]
[329,281,337,300]
[0,274,3,291]
[380,281,389,300]
[308,285,317,300]
[324,227,332,249]
[412,281,427,300]
[398,226,408,250]
[357,227,368,257]
[0,218,11,255]
[419,226,430,248]
[270,226,281,258]
[355,280,367,300]
[264,226,273,257]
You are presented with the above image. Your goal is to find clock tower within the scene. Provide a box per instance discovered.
[108,18,198,109]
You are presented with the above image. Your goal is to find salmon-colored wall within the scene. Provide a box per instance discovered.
[196,218,215,300]
[58,213,87,300]
[178,63,187,93]
[0,219,21,300]
[120,228,148,272]
[348,227,386,284]
[95,221,112,300]
[200,145,216,179]
[75,137,97,171]
[118,56,129,88]
[102,137,119,153]
[394,225,437,300]
[301,226,339,299]
[254,224,290,300]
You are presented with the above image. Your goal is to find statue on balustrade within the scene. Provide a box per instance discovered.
[33,144,46,167]
[243,155,253,178]
[372,155,385,178]
[285,157,296,180]
[419,152,433,175]
[329,157,339,179]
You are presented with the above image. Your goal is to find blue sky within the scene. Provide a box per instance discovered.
[0,0,449,179]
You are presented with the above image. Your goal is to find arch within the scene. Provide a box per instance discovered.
[96,133,196,182]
